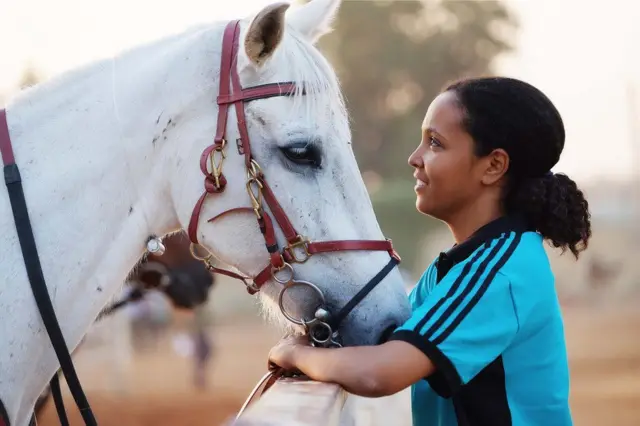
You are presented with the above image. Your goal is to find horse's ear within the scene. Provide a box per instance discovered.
[244,2,291,66]
[285,0,342,44]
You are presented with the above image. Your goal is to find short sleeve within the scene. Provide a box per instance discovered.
[390,244,519,398]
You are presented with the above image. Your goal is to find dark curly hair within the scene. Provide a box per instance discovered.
[443,77,591,258]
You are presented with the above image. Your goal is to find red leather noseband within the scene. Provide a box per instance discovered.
[187,19,400,297]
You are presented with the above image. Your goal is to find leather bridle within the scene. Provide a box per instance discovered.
[191,20,403,416]
[0,18,400,426]
[185,19,400,347]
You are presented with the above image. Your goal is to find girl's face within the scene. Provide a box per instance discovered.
[408,91,493,222]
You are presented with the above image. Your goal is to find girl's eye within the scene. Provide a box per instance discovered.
[428,136,441,148]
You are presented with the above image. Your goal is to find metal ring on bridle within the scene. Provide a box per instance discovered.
[277,279,327,326]
[308,320,333,345]
[189,242,212,261]
[271,262,294,284]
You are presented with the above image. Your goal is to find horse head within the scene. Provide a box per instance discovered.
[167,0,411,346]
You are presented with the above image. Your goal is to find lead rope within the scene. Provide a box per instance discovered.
[235,365,308,419]
[234,371,279,419]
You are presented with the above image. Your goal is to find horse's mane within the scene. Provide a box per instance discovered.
[8,15,349,146]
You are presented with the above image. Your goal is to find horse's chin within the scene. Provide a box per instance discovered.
[258,293,302,336]
[257,293,374,347]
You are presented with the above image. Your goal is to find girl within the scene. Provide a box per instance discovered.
[268,76,591,426]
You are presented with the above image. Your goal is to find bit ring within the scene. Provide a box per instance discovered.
[278,280,327,326]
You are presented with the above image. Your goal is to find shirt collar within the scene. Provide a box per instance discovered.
[443,214,532,265]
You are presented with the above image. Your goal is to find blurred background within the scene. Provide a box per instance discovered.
[1,0,639,424]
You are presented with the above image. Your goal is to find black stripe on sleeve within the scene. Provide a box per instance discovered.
[388,329,462,397]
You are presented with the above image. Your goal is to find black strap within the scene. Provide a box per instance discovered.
[329,257,399,330]
[4,164,97,426]
[49,374,69,426]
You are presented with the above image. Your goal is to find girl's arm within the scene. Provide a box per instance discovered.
[268,336,434,398]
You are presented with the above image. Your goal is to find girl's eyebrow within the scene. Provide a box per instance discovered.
[422,126,448,142]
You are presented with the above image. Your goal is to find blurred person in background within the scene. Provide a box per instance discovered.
[192,304,214,390]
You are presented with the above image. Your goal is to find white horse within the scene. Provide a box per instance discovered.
[0,0,412,424]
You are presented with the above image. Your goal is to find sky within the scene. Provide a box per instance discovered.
[0,0,638,184]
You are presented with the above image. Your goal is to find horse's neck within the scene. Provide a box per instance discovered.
[0,24,221,425]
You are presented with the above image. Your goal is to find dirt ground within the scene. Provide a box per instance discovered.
[36,301,640,426]
[36,314,283,426]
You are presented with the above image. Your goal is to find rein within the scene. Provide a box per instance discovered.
[0,18,400,426]
[1,108,97,425]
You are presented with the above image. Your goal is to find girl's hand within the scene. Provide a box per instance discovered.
[268,334,310,371]
[269,336,435,398]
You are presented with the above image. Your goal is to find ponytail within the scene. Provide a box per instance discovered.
[504,172,591,258]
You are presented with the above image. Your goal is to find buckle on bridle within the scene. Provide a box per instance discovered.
[247,158,263,179]
[271,262,294,284]
[284,235,310,263]
[246,177,264,219]
[209,139,227,189]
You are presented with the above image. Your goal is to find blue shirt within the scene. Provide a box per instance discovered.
[389,215,572,426]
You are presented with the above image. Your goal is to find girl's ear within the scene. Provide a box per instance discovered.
[481,148,510,185]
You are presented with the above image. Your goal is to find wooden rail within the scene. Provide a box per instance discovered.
[230,377,347,426]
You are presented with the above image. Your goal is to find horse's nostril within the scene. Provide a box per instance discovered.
[378,323,398,345]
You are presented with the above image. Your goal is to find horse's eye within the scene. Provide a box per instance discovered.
[280,142,322,168]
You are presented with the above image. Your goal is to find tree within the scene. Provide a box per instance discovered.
[18,63,44,90]
[0,64,44,106]
[314,0,517,181]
